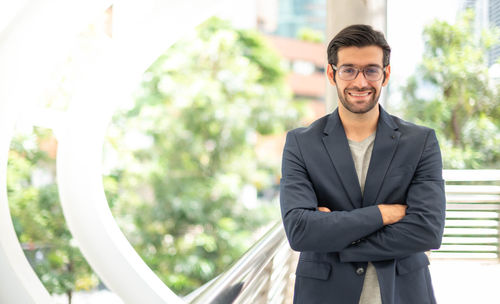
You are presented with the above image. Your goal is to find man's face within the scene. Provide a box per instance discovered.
[327,46,390,114]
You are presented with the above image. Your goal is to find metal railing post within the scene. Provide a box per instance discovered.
[256,261,273,303]
[283,251,299,304]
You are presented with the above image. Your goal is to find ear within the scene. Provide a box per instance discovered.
[327,64,336,86]
[382,64,391,87]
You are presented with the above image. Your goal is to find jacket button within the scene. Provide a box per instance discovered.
[356,267,365,275]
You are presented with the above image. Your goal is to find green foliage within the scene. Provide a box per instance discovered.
[7,128,98,302]
[297,27,324,43]
[105,17,298,295]
[6,16,298,300]
[400,10,500,168]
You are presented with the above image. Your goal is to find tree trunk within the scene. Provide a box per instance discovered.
[451,107,461,147]
[67,290,72,304]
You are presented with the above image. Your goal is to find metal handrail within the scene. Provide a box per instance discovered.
[185,170,500,304]
[185,221,296,304]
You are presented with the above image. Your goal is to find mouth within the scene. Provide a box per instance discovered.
[347,90,373,98]
[348,91,372,97]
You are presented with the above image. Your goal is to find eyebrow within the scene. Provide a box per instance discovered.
[340,64,383,68]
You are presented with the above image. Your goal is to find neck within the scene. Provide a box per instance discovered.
[338,104,379,142]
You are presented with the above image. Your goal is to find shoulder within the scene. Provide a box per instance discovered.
[390,114,435,137]
[288,114,330,138]
[386,113,441,154]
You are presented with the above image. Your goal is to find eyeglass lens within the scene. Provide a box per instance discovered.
[338,66,383,81]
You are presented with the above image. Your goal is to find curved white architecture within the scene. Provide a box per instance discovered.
[0,1,229,303]
[0,2,113,302]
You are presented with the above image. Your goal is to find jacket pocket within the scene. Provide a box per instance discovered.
[396,252,430,275]
[295,260,332,280]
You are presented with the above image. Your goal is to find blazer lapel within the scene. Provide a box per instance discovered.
[362,107,401,206]
[322,109,363,209]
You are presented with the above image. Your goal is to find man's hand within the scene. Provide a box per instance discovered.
[318,205,407,226]
[377,204,407,225]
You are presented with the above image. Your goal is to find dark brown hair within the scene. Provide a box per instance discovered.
[327,24,391,67]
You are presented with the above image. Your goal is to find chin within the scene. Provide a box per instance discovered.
[345,101,378,114]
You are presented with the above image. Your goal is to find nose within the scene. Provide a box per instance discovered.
[352,70,369,87]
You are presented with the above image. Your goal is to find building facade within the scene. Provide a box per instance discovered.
[274,0,326,39]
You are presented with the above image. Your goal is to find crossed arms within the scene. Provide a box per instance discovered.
[319,205,407,226]
[280,129,446,262]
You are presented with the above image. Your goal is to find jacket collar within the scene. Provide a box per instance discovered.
[322,105,398,136]
[321,105,400,208]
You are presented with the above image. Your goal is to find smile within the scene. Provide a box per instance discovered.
[348,92,372,97]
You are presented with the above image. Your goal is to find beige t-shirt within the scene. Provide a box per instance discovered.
[347,133,382,304]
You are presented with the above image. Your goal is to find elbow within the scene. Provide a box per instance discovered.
[288,238,302,252]
[428,235,443,250]
[283,208,342,252]
[429,228,444,250]
[288,230,315,252]
[413,210,445,251]
[424,221,444,250]
[430,214,446,249]
[283,209,309,252]
[287,227,310,252]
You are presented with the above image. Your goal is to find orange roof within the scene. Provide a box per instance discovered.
[303,100,327,125]
[287,73,326,97]
[265,35,326,67]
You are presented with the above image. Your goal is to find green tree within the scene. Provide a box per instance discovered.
[297,27,324,43]
[401,10,500,168]
[105,17,300,295]
[8,129,98,304]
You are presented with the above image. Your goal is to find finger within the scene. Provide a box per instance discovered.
[318,207,331,212]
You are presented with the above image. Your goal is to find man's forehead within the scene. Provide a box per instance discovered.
[337,45,384,66]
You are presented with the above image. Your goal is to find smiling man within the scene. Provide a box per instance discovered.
[280,25,446,304]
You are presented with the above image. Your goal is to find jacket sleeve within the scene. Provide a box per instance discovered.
[280,130,384,252]
[339,130,446,262]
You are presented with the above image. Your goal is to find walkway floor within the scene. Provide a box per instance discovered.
[53,259,500,304]
[430,259,500,304]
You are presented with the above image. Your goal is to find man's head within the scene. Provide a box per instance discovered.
[327,24,391,69]
[326,24,391,114]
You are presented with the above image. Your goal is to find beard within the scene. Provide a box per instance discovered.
[337,86,381,114]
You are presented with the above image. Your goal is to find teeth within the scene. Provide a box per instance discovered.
[349,92,370,96]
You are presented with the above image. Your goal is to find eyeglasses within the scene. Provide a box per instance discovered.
[331,64,386,81]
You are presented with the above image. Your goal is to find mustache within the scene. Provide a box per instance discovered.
[346,87,375,92]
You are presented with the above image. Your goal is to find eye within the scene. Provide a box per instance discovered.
[340,67,356,74]
[365,67,381,76]
[365,67,380,74]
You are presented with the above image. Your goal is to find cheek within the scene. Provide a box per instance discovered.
[370,82,384,91]
[334,83,346,93]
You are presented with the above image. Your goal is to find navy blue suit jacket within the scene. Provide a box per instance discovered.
[280,106,446,304]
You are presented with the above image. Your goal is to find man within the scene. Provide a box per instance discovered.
[279,24,446,304]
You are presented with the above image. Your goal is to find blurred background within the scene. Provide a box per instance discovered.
[3,0,500,303]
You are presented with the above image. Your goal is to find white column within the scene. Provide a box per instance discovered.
[0,1,112,303]
[1,1,230,303]
[325,0,387,112]
[55,1,229,303]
